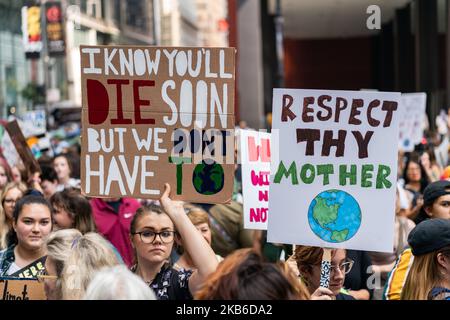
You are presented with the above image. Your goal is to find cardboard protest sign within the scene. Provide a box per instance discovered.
[0,125,22,169]
[398,93,426,152]
[267,89,401,253]
[239,130,271,230]
[0,278,46,300]
[19,111,50,159]
[4,120,41,175]
[80,46,236,203]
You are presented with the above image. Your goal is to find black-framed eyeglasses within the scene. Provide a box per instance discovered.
[330,259,354,275]
[133,230,176,244]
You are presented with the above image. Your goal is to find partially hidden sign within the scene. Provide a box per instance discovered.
[240,130,271,230]
[0,278,46,300]
[398,92,427,152]
[80,46,236,203]
[4,120,41,175]
[267,89,401,252]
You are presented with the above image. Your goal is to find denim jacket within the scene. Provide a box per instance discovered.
[0,245,16,277]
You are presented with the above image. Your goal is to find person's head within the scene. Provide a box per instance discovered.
[59,232,119,299]
[403,156,429,192]
[238,120,247,129]
[49,188,96,234]
[11,195,53,250]
[415,180,450,224]
[53,154,72,184]
[40,166,59,199]
[176,205,212,255]
[420,147,438,169]
[0,161,11,189]
[83,265,156,300]
[43,229,82,300]
[294,246,351,296]
[130,204,176,266]
[11,163,27,183]
[401,219,450,300]
[195,248,310,300]
[1,182,28,222]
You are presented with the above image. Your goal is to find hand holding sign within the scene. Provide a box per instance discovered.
[310,287,335,300]
[268,89,400,253]
[160,183,185,219]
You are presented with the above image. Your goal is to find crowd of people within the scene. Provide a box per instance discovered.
[0,129,449,301]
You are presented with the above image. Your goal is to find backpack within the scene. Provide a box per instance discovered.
[207,201,254,257]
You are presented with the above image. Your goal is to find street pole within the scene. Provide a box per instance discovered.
[40,0,52,130]
[274,0,284,88]
[153,0,161,45]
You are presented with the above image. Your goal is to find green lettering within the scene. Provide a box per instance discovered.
[339,165,357,186]
[361,164,374,187]
[376,165,392,189]
[317,164,334,185]
[274,161,298,185]
[300,163,315,184]
[169,156,191,194]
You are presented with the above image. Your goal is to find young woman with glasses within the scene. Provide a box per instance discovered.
[293,245,355,300]
[0,182,27,249]
[130,183,219,300]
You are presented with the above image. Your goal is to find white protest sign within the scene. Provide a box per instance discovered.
[0,130,22,168]
[20,110,47,137]
[240,130,271,230]
[267,89,401,253]
[398,93,426,152]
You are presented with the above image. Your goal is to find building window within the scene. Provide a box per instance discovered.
[125,0,148,32]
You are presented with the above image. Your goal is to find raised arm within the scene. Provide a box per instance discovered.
[159,183,219,294]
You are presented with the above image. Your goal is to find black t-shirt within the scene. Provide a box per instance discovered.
[344,250,373,299]
[133,263,193,300]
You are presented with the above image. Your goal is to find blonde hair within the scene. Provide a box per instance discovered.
[45,229,83,300]
[60,232,120,299]
[184,204,210,226]
[401,251,442,300]
[0,182,27,249]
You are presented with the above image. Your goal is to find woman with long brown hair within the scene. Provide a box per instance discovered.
[130,183,218,300]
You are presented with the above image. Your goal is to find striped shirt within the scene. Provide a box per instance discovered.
[383,248,414,300]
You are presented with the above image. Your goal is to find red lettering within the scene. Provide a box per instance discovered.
[251,170,270,186]
[250,208,268,223]
[134,80,155,124]
[87,79,109,125]
[108,79,132,124]
[258,190,268,201]
[247,137,271,162]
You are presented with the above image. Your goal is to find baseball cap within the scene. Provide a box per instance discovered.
[408,219,450,256]
[422,180,450,206]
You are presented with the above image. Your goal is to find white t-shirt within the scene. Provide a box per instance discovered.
[6,262,21,276]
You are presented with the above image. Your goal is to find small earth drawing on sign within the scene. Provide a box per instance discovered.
[192,161,224,195]
[307,189,361,243]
